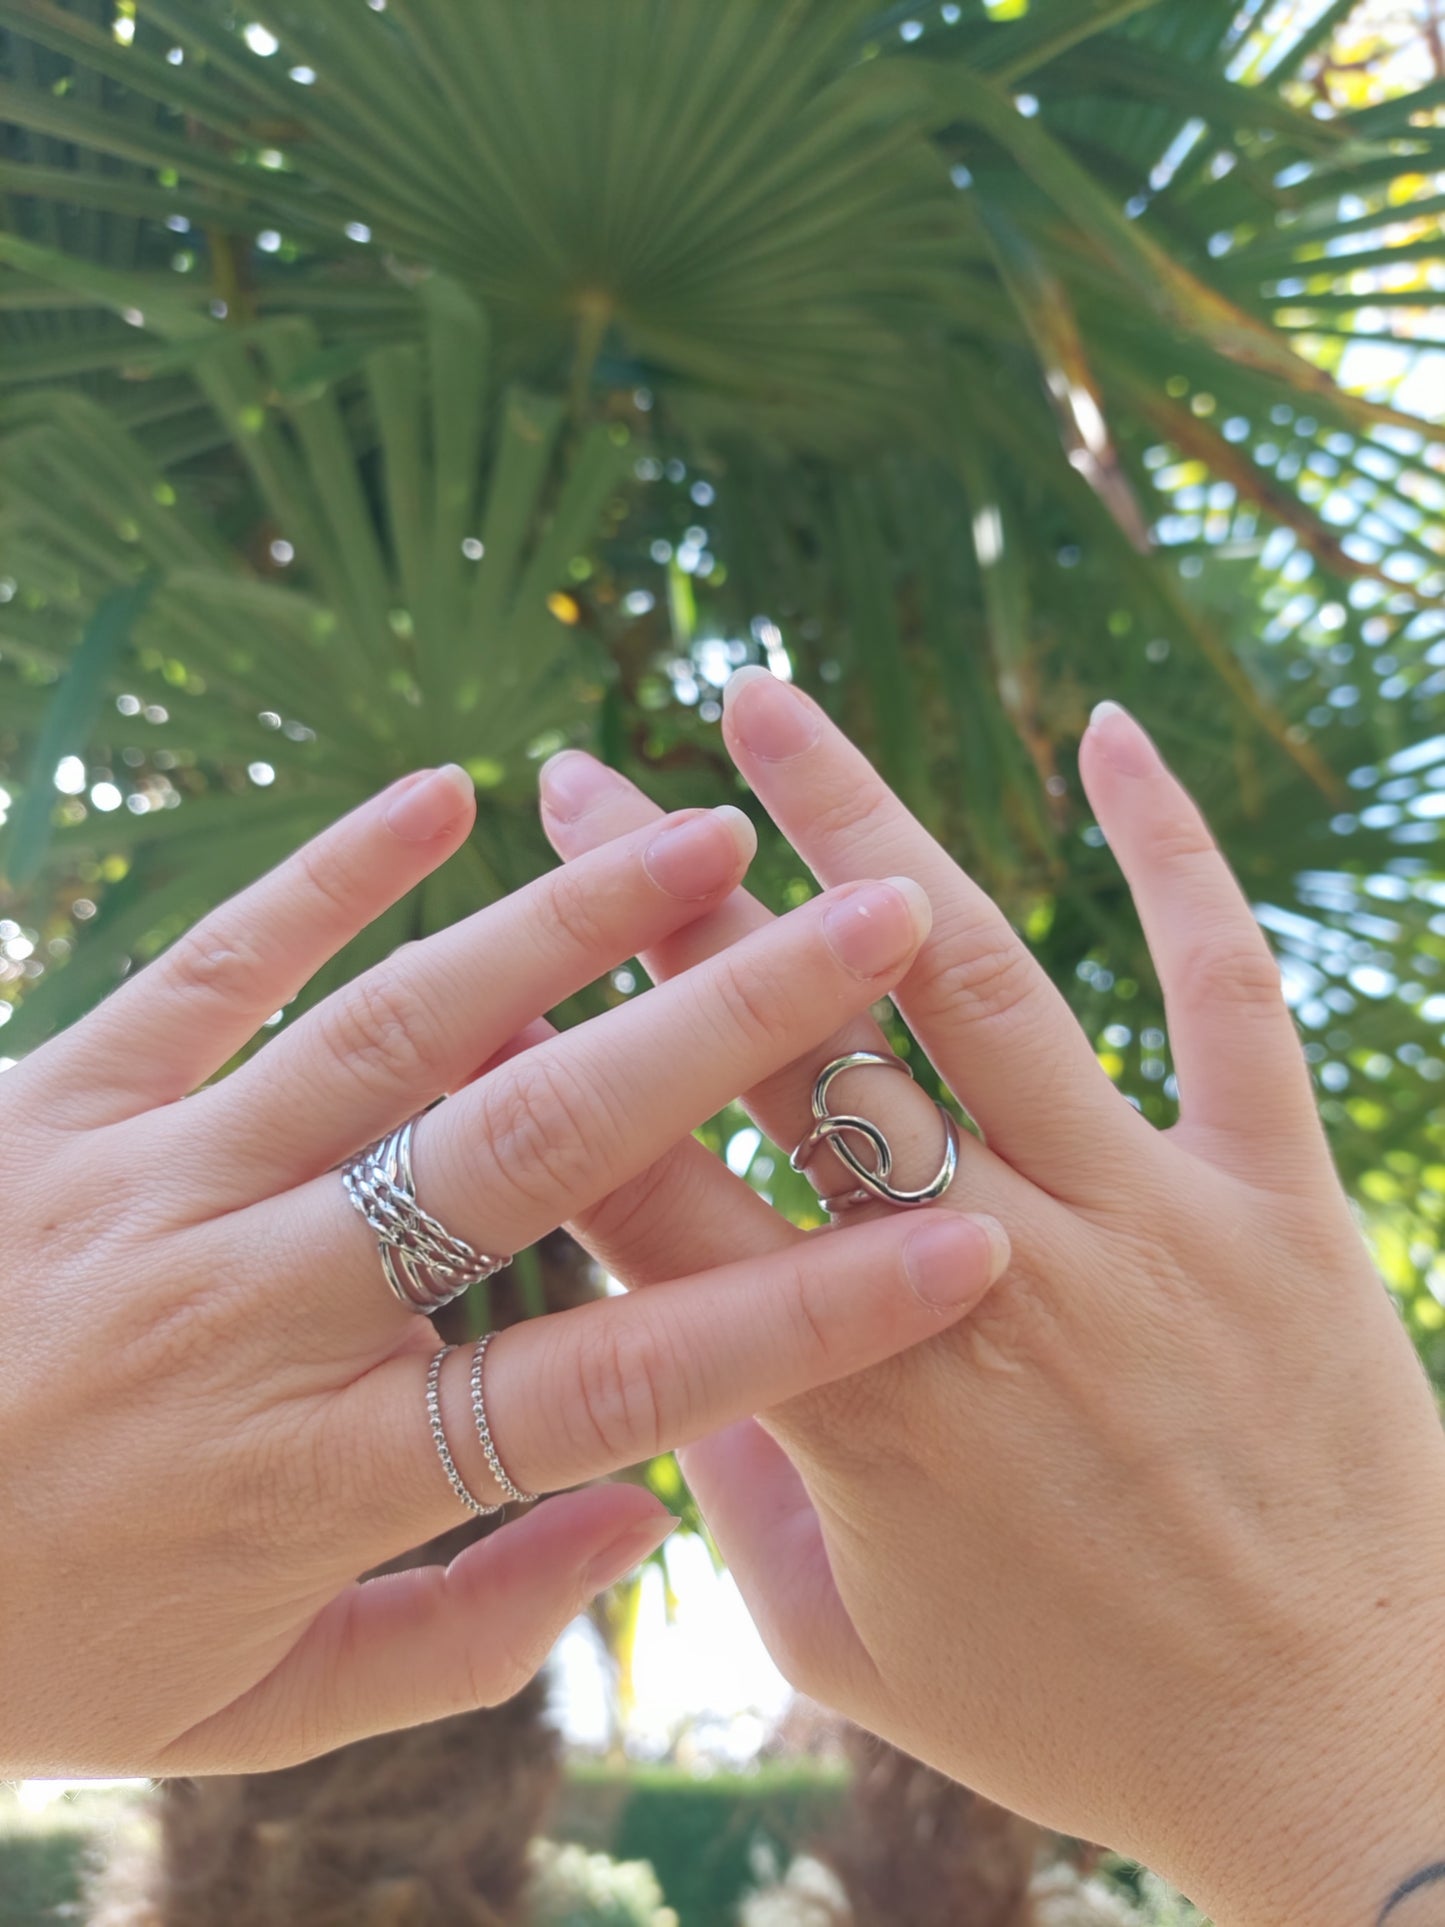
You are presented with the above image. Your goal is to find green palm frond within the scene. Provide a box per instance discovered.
[0,0,1441,1316]
[0,275,631,1047]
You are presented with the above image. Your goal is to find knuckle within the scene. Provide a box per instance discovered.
[803,772,894,845]
[292,838,364,928]
[570,1320,671,1466]
[1176,933,1284,1015]
[316,964,439,1096]
[537,864,622,964]
[1145,807,1218,874]
[915,918,1038,1031]
[160,916,268,1013]
[471,1641,536,1710]
[475,1054,612,1215]
[710,952,795,1056]
[784,1254,843,1373]
[98,1232,241,1384]
[959,1266,1074,1380]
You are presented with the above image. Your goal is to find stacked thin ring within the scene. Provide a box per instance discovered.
[342,1112,511,1312]
[426,1336,537,1519]
[470,1332,536,1506]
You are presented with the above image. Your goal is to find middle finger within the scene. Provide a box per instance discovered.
[221,876,934,1345]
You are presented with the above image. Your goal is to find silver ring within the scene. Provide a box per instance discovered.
[470,1332,536,1506]
[341,1110,511,1313]
[790,1052,960,1214]
[426,1346,502,1519]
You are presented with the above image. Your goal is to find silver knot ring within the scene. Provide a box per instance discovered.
[342,1111,511,1313]
[790,1052,960,1216]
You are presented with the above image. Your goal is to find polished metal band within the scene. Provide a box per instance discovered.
[790,1051,961,1215]
[470,1332,536,1507]
[426,1345,502,1519]
[342,1112,511,1313]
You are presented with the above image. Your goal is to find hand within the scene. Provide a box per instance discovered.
[0,762,1010,1777]
[539,679,1445,1927]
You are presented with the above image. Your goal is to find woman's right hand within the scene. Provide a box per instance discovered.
[541,685,1445,1927]
[0,763,1008,1778]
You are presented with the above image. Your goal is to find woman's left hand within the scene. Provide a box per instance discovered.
[0,764,1008,1777]
[539,679,1445,1927]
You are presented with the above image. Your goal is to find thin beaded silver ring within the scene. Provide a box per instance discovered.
[425,1345,501,1520]
[470,1332,537,1507]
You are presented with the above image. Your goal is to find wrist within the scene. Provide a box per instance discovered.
[1184,1632,1445,1927]
[1378,1865,1445,1926]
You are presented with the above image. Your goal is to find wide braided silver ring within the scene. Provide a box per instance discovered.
[341,1111,511,1313]
[790,1051,960,1217]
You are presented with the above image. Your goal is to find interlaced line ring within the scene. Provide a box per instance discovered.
[790,1051,960,1215]
[341,1107,511,1313]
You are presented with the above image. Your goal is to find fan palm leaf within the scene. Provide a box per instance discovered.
[0,0,1440,1307]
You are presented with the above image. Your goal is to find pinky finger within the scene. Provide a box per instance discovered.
[1079,703,1322,1176]
[679,1421,876,1710]
[156,1486,675,1772]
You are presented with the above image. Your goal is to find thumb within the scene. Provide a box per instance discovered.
[158,1486,675,1772]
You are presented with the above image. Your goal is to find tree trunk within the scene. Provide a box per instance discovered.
[130,1682,560,1927]
[830,1728,1040,1927]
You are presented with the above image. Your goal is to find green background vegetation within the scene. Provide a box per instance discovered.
[0,1,1441,1921]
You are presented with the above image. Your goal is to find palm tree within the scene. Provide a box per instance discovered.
[2,1,1443,1917]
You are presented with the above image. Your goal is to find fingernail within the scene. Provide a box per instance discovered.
[723,668,820,762]
[583,1514,678,1593]
[905,1213,1011,1310]
[1087,701,1159,779]
[821,876,932,978]
[384,764,474,842]
[643,806,757,899]
[540,750,623,823]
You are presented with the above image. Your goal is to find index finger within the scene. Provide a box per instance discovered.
[539,750,951,1204]
[720,669,1147,1194]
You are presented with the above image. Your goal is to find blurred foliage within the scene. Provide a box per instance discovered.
[558,1762,850,1927]
[0,1828,85,1926]
[528,1840,678,1927]
[0,0,1442,1380]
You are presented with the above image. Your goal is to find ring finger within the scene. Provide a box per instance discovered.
[336,1206,1010,1560]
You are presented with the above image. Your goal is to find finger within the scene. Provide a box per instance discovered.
[257,875,936,1337]
[574,1131,801,1289]
[451,1012,821,1293]
[171,805,757,1203]
[341,1209,1010,1553]
[539,755,1058,1285]
[157,1487,674,1771]
[540,751,954,1208]
[721,668,1150,1192]
[35,767,477,1129]
[439,1007,807,1297]
[1079,702,1323,1174]
[678,1421,877,1710]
